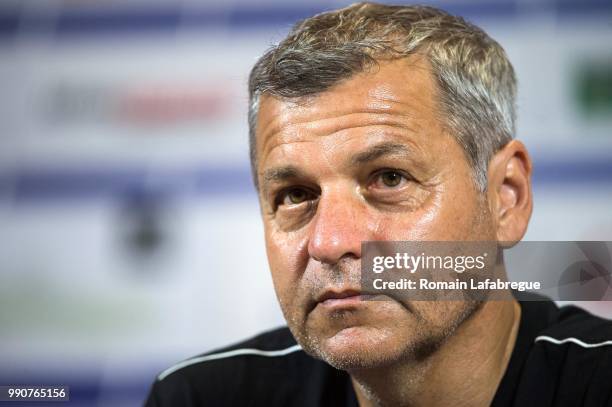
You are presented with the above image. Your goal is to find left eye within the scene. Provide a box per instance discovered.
[377,170,405,187]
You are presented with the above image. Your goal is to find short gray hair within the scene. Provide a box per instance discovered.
[248,2,517,190]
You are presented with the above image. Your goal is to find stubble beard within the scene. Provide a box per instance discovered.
[284,297,483,371]
[281,190,493,371]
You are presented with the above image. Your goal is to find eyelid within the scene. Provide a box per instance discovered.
[369,168,413,187]
[274,186,318,209]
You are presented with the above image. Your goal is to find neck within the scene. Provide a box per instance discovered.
[350,298,521,407]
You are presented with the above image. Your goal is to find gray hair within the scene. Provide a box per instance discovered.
[248,2,517,190]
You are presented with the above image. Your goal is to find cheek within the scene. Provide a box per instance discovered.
[414,182,490,240]
[370,188,446,241]
[265,227,309,300]
[370,184,489,242]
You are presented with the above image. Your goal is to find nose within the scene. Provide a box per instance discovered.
[307,187,368,265]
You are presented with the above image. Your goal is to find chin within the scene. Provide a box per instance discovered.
[311,325,408,371]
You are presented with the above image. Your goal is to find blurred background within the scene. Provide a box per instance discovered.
[0,0,611,405]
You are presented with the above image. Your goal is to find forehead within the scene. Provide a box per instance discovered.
[255,55,445,171]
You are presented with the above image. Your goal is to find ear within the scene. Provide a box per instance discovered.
[486,140,533,245]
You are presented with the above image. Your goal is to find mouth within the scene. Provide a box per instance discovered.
[316,289,371,308]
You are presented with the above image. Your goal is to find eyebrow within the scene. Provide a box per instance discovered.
[350,142,413,166]
[261,165,303,193]
[260,142,416,194]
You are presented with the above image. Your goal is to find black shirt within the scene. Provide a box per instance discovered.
[145,297,612,406]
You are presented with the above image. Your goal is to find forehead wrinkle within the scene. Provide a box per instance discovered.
[259,137,314,172]
[255,55,441,160]
[302,110,422,136]
[259,109,423,162]
[262,83,427,137]
[256,69,438,172]
[366,83,405,110]
[350,142,414,166]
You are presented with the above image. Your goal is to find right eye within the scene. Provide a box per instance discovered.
[277,187,316,208]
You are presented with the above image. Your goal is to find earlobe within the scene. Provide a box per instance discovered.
[487,140,533,245]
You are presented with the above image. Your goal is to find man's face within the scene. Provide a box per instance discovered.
[255,56,497,370]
